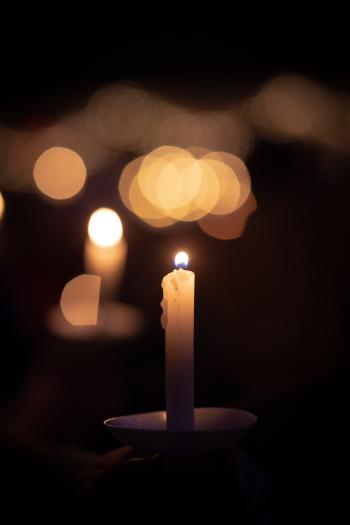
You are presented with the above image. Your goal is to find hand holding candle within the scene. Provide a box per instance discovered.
[161,251,195,431]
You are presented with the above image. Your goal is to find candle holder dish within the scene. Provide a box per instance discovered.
[47,301,144,340]
[104,407,257,454]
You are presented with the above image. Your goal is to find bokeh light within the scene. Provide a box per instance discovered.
[118,146,254,232]
[248,74,341,149]
[88,208,123,247]
[85,83,156,152]
[60,274,101,326]
[4,76,350,196]
[198,192,257,240]
[0,129,38,191]
[203,151,251,212]
[36,114,115,176]
[0,192,4,221]
[145,105,253,158]
[33,146,87,200]
[200,158,240,215]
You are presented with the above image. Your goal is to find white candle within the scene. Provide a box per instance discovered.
[161,251,195,431]
[84,208,127,300]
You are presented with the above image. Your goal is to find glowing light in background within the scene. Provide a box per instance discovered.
[0,116,116,193]
[145,106,253,158]
[85,83,156,151]
[248,74,341,149]
[118,155,176,228]
[0,129,38,191]
[198,192,257,240]
[128,175,176,227]
[118,146,253,230]
[175,251,189,268]
[200,158,240,215]
[136,147,191,209]
[177,159,220,221]
[204,151,251,211]
[119,156,145,211]
[0,192,4,221]
[33,146,87,200]
[3,76,350,194]
[36,115,115,175]
[60,274,101,326]
[156,158,200,210]
[88,208,123,247]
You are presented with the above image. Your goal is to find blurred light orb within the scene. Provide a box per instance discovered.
[119,155,177,228]
[156,158,200,210]
[60,274,101,326]
[184,159,220,219]
[86,83,155,151]
[33,146,87,200]
[250,74,334,144]
[118,146,253,231]
[128,175,176,225]
[204,151,251,211]
[198,192,257,240]
[88,208,123,247]
[0,192,4,221]
[175,251,189,268]
[119,156,146,212]
[203,159,240,215]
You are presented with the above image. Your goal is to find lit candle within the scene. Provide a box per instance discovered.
[84,208,127,300]
[161,251,195,431]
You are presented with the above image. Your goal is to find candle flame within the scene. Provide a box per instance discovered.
[175,251,189,268]
[88,208,123,247]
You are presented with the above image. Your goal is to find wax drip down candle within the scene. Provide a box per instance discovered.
[161,251,195,431]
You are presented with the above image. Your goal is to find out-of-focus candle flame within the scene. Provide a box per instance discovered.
[33,147,87,200]
[60,274,101,326]
[0,192,4,221]
[119,146,253,228]
[88,207,123,247]
[175,251,189,268]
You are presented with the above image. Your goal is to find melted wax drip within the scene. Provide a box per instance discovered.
[160,269,190,329]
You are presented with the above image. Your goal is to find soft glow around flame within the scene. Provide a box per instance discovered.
[88,208,123,247]
[175,251,189,268]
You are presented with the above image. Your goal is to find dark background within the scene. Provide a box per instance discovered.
[0,8,349,521]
